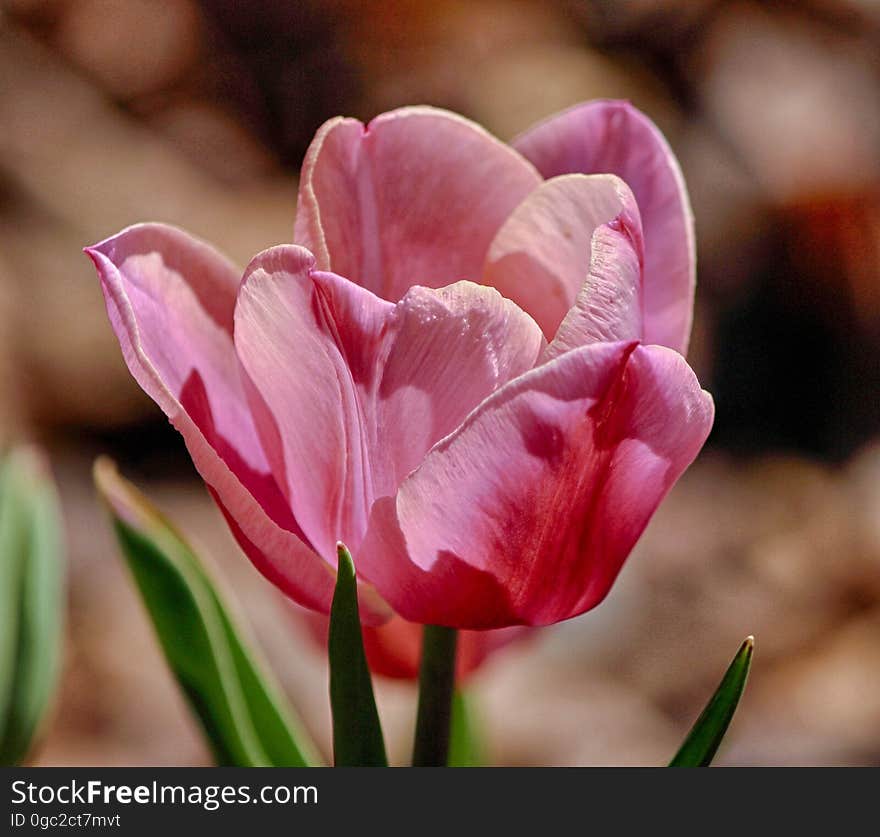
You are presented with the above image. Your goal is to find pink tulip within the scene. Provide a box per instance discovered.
[86,100,713,631]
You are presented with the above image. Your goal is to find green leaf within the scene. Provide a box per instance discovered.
[94,458,320,767]
[0,447,64,766]
[328,543,387,766]
[0,455,27,749]
[669,636,754,767]
[448,689,483,767]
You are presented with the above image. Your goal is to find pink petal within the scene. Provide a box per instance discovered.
[359,342,714,629]
[85,224,338,614]
[482,173,644,344]
[294,106,541,301]
[513,100,695,354]
[375,281,546,488]
[234,245,392,560]
[234,245,545,559]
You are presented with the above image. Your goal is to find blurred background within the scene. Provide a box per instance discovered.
[1,0,879,766]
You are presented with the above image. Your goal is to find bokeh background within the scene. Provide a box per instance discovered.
[2,0,880,766]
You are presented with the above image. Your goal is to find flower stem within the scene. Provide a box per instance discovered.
[412,625,458,766]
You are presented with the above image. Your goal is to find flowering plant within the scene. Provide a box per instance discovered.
[87,100,749,766]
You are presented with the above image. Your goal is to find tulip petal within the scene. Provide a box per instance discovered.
[85,224,336,614]
[234,246,391,560]
[235,246,545,560]
[483,173,644,345]
[359,342,714,629]
[294,106,542,301]
[513,100,695,354]
[375,281,546,488]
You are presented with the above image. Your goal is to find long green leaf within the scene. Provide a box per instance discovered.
[448,689,483,767]
[94,458,319,767]
[0,455,26,746]
[669,636,754,767]
[213,599,320,767]
[0,447,64,766]
[328,543,387,766]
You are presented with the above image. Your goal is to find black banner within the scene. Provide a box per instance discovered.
[1,767,867,833]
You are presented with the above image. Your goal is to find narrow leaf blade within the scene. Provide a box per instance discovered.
[0,448,64,766]
[111,517,266,765]
[95,459,319,767]
[669,636,754,767]
[0,454,27,750]
[213,601,320,766]
[328,543,387,766]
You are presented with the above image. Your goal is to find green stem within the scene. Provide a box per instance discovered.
[412,625,458,766]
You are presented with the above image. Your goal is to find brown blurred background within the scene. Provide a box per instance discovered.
[1,0,879,766]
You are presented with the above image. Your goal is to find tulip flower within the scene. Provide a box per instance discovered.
[86,100,713,633]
